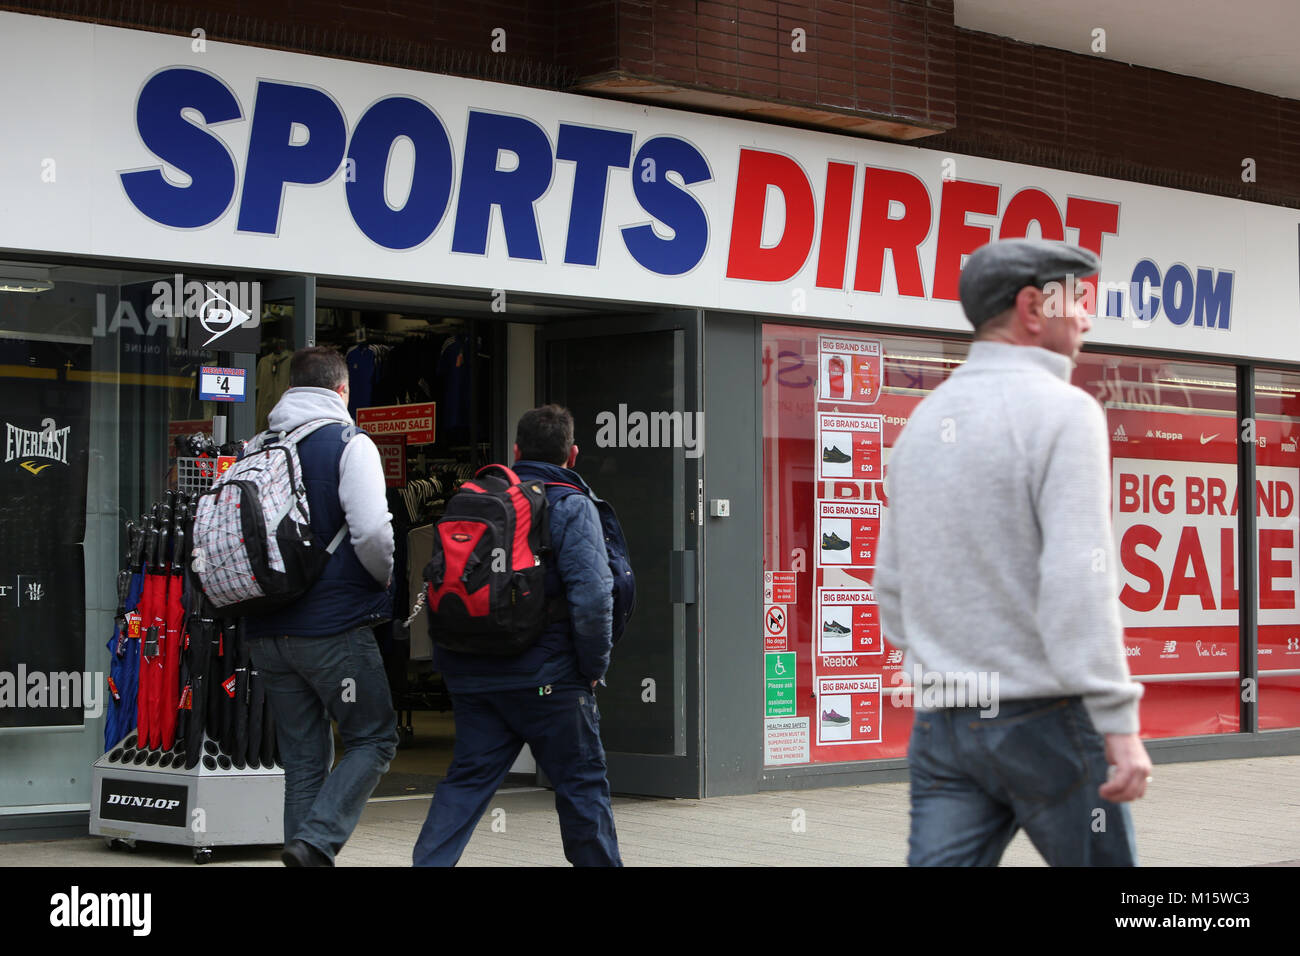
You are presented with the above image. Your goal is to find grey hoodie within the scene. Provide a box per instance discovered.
[267,387,394,584]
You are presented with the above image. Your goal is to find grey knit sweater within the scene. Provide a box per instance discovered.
[874,341,1143,735]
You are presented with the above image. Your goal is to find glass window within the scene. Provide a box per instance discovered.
[1072,353,1240,737]
[1254,369,1300,730]
[761,323,967,765]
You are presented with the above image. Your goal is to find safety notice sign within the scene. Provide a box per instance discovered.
[817,412,882,482]
[764,717,810,765]
[763,570,797,604]
[818,335,881,405]
[816,500,880,569]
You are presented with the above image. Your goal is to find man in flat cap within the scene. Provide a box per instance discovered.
[874,238,1151,866]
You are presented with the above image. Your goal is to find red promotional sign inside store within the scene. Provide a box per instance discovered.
[818,335,881,405]
[817,412,882,482]
[356,402,436,444]
[373,436,407,488]
[215,456,236,476]
[817,588,881,657]
[815,676,881,745]
[816,500,880,569]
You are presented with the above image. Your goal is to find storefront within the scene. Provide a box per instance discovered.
[1,11,1297,838]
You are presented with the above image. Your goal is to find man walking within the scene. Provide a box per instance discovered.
[874,239,1151,866]
[244,346,398,867]
[413,404,622,866]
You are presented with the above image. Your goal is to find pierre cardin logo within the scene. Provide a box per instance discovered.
[5,417,71,474]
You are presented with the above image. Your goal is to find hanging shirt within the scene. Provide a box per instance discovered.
[255,350,292,432]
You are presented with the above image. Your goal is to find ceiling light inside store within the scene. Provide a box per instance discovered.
[0,265,54,293]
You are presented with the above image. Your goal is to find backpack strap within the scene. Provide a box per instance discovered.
[545,481,587,498]
[476,464,522,485]
[273,418,355,552]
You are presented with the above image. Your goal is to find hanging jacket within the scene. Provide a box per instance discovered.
[244,387,395,638]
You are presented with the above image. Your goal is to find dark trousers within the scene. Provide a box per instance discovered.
[907,696,1138,866]
[413,680,622,866]
[248,626,398,862]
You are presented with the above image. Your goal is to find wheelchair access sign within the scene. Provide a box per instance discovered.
[765,652,796,717]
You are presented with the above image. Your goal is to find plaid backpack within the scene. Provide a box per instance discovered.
[190,420,350,616]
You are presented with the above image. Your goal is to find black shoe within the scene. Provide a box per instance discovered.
[822,620,851,635]
[822,532,850,551]
[281,839,334,867]
[822,445,852,464]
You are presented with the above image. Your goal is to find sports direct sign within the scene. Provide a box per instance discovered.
[2,13,1298,362]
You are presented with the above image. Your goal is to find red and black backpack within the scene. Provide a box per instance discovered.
[423,465,551,656]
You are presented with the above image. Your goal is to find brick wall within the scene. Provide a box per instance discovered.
[927,30,1300,208]
[566,0,956,135]
[5,0,1300,206]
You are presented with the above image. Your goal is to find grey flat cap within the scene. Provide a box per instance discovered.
[958,239,1101,327]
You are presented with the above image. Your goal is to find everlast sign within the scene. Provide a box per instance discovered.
[99,780,187,827]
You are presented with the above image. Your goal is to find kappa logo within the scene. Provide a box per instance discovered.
[5,417,71,472]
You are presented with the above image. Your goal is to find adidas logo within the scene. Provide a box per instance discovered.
[1112,424,1128,442]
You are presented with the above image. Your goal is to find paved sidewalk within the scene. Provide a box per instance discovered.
[3,755,1298,866]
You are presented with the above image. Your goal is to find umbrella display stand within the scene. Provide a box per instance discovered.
[96,485,286,864]
[90,731,284,864]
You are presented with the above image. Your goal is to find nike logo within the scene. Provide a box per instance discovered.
[1200,433,1218,445]
[19,460,53,475]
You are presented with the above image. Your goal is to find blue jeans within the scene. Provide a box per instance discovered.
[907,696,1138,866]
[248,627,397,862]
[412,680,622,866]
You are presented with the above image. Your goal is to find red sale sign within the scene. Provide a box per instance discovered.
[373,436,407,488]
[818,335,881,405]
[356,402,436,444]
[816,587,881,657]
[816,676,881,745]
[816,500,879,570]
[817,412,882,482]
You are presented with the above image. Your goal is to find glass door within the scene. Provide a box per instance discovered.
[539,311,702,797]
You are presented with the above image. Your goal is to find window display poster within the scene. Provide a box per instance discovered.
[817,412,882,482]
[816,500,879,570]
[1105,406,1300,732]
[0,339,91,727]
[818,335,881,405]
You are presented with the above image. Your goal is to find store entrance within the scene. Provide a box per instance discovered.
[540,311,703,798]
[264,294,702,799]
[309,299,506,795]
